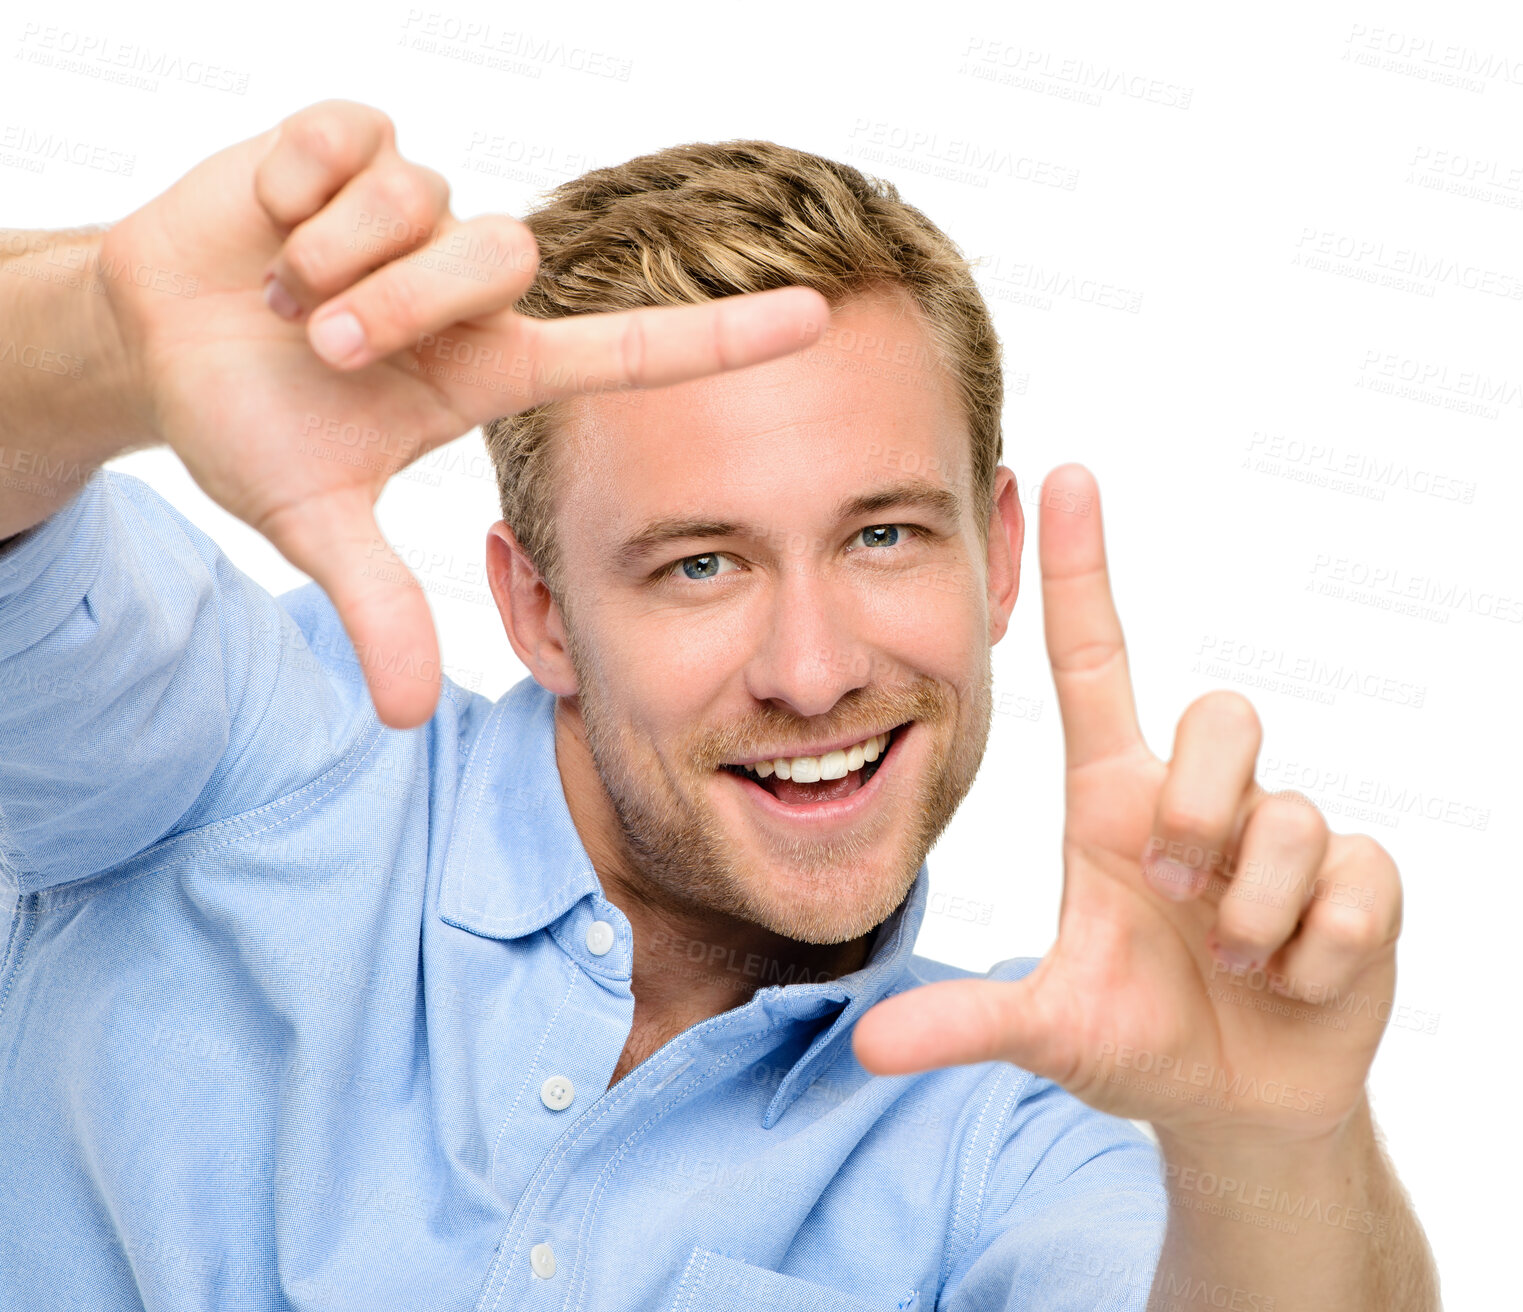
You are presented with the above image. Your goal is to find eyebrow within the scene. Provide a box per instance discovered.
[611,479,964,573]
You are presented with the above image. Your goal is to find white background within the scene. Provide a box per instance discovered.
[5,0,1519,1304]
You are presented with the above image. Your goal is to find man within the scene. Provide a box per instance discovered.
[0,100,1438,1309]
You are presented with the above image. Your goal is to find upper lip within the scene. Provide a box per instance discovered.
[722,721,907,768]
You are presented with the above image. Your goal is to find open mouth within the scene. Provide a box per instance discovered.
[717,722,910,808]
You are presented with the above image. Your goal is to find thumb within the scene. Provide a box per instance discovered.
[851,972,1078,1082]
[255,486,442,730]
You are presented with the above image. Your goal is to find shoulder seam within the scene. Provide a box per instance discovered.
[941,1066,1026,1291]
[31,718,386,910]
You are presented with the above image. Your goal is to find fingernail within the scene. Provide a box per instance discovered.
[263,274,302,322]
[309,309,367,367]
[1143,857,1209,901]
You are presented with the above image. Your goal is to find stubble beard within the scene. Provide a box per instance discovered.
[564,618,995,946]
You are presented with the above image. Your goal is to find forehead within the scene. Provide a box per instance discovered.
[553,289,971,556]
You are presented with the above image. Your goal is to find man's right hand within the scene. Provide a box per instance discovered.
[91,99,829,729]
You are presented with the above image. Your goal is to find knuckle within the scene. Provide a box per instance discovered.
[1156,795,1219,842]
[1341,831,1394,873]
[618,314,648,387]
[1337,832,1401,930]
[1214,914,1274,957]
[351,101,395,141]
[1274,973,1324,1004]
[371,168,438,234]
[1319,903,1383,955]
[289,110,368,175]
[360,270,425,335]
[281,238,330,291]
[1383,880,1404,940]
[418,164,451,210]
[477,215,538,279]
[1259,791,1328,845]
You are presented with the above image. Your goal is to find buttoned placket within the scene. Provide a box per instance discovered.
[473,897,873,1308]
[478,994,786,1307]
[434,680,931,1309]
[498,888,661,1299]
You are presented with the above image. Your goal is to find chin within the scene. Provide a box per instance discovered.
[735,861,915,946]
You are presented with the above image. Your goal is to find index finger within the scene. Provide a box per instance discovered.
[438,286,832,427]
[1039,463,1145,770]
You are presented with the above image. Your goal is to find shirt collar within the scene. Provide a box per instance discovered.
[437,675,602,939]
[754,858,927,1128]
[438,675,929,1127]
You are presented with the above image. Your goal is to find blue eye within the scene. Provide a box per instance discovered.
[655,525,919,584]
[857,524,904,548]
[671,553,734,582]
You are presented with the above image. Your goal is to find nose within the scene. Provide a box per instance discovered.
[741,557,879,721]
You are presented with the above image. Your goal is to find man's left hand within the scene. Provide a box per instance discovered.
[852,463,1402,1155]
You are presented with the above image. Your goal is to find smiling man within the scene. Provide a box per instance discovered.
[498,281,1002,1091]
[0,100,1438,1310]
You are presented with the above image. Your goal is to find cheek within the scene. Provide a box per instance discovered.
[870,568,985,670]
[584,612,736,735]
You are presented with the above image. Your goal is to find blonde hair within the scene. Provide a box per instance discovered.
[482,140,1003,610]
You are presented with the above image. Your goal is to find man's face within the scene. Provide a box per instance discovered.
[513,288,1020,946]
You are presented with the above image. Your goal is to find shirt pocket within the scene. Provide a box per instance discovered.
[666,1248,920,1312]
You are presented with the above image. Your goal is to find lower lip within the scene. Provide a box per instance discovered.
[715,723,911,828]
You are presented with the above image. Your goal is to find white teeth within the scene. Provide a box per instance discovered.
[790,756,822,783]
[818,749,848,781]
[732,728,896,783]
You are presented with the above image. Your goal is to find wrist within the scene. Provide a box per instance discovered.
[1155,1091,1375,1202]
[0,227,158,535]
[79,229,159,453]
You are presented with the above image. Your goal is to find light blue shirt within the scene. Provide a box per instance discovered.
[0,468,1167,1311]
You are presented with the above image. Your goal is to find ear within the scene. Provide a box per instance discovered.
[485,522,579,696]
[986,465,1024,647]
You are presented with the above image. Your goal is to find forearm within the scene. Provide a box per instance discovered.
[1147,1094,1440,1311]
[0,227,154,540]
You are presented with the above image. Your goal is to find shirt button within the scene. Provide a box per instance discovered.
[529,1241,556,1279]
[585,920,615,956]
[540,1075,575,1111]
